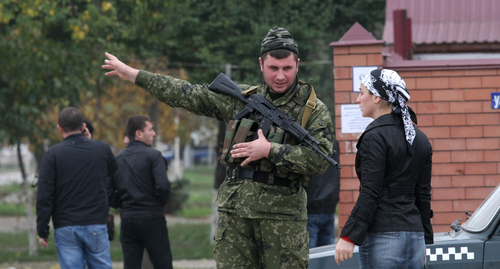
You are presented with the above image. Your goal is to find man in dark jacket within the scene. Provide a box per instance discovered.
[108,115,173,269]
[36,107,117,269]
[306,139,340,248]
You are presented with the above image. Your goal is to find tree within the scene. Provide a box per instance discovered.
[0,0,387,257]
[0,0,123,255]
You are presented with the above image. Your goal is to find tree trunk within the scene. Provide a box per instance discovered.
[17,142,38,256]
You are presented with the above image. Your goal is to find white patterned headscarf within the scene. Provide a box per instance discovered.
[361,69,416,145]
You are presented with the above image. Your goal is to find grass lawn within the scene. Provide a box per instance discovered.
[0,165,216,263]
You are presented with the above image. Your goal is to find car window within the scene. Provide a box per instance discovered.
[462,185,500,232]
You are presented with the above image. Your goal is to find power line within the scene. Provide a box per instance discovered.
[133,58,332,70]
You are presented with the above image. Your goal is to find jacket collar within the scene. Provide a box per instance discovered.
[63,133,85,141]
[364,113,402,133]
[127,140,149,148]
[357,113,403,149]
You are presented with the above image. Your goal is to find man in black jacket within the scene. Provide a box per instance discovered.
[109,115,173,269]
[306,139,340,248]
[36,107,117,269]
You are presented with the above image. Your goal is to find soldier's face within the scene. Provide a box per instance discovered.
[259,54,299,93]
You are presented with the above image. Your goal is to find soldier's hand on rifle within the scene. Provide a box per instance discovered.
[231,129,271,167]
[102,52,140,83]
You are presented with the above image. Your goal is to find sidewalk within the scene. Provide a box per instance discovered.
[0,260,216,269]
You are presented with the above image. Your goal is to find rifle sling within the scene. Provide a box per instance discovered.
[301,87,316,128]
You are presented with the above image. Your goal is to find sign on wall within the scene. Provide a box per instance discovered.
[341,104,374,134]
[352,66,378,92]
[492,92,500,109]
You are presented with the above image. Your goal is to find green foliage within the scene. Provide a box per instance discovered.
[0,0,124,160]
[0,202,25,216]
[177,165,215,218]
[0,183,25,216]
[0,165,216,263]
[164,178,190,215]
[169,223,213,259]
[0,222,212,263]
[0,228,54,262]
[0,183,23,194]
[0,228,123,263]
[97,0,386,121]
[0,0,386,153]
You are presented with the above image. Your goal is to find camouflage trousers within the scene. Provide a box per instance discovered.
[213,211,309,269]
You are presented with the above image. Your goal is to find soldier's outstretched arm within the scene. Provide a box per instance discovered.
[102,52,139,83]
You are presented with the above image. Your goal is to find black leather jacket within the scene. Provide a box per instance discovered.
[306,139,340,214]
[37,133,117,238]
[340,113,433,245]
[109,140,171,219]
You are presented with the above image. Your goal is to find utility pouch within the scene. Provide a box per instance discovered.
[220,118,258,167]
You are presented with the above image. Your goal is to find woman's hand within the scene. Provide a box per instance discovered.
[335,238,355,265]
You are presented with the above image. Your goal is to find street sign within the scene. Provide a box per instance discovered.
[492,92,500,109]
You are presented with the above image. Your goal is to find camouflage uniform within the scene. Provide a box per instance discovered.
[135,64,334,268]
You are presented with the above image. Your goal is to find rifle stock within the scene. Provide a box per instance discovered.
[208,73,246,102]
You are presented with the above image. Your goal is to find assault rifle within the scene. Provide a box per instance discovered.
[208,73,340,170]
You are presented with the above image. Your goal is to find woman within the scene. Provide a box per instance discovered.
[335,69,433,268]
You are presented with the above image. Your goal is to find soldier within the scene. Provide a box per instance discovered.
[102,27,335,268]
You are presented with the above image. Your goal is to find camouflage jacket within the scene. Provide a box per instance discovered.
[136,70,334,220]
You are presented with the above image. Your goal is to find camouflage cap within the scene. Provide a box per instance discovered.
[260,27,299,56]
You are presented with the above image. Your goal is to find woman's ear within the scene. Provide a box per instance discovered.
[373,95,383,104]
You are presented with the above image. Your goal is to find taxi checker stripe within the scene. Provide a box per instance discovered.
[426,247,475,261]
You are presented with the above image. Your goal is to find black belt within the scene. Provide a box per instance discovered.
[360,186,415,196]
[227,167,301,189]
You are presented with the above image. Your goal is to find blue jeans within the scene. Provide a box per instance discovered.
[307,213,335,248]
[120,216,173,269]
[359,231,425,269]
[54,224,111,269]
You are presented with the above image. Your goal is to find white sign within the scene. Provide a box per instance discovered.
[352,66,378,92]
[341,104,373,134]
